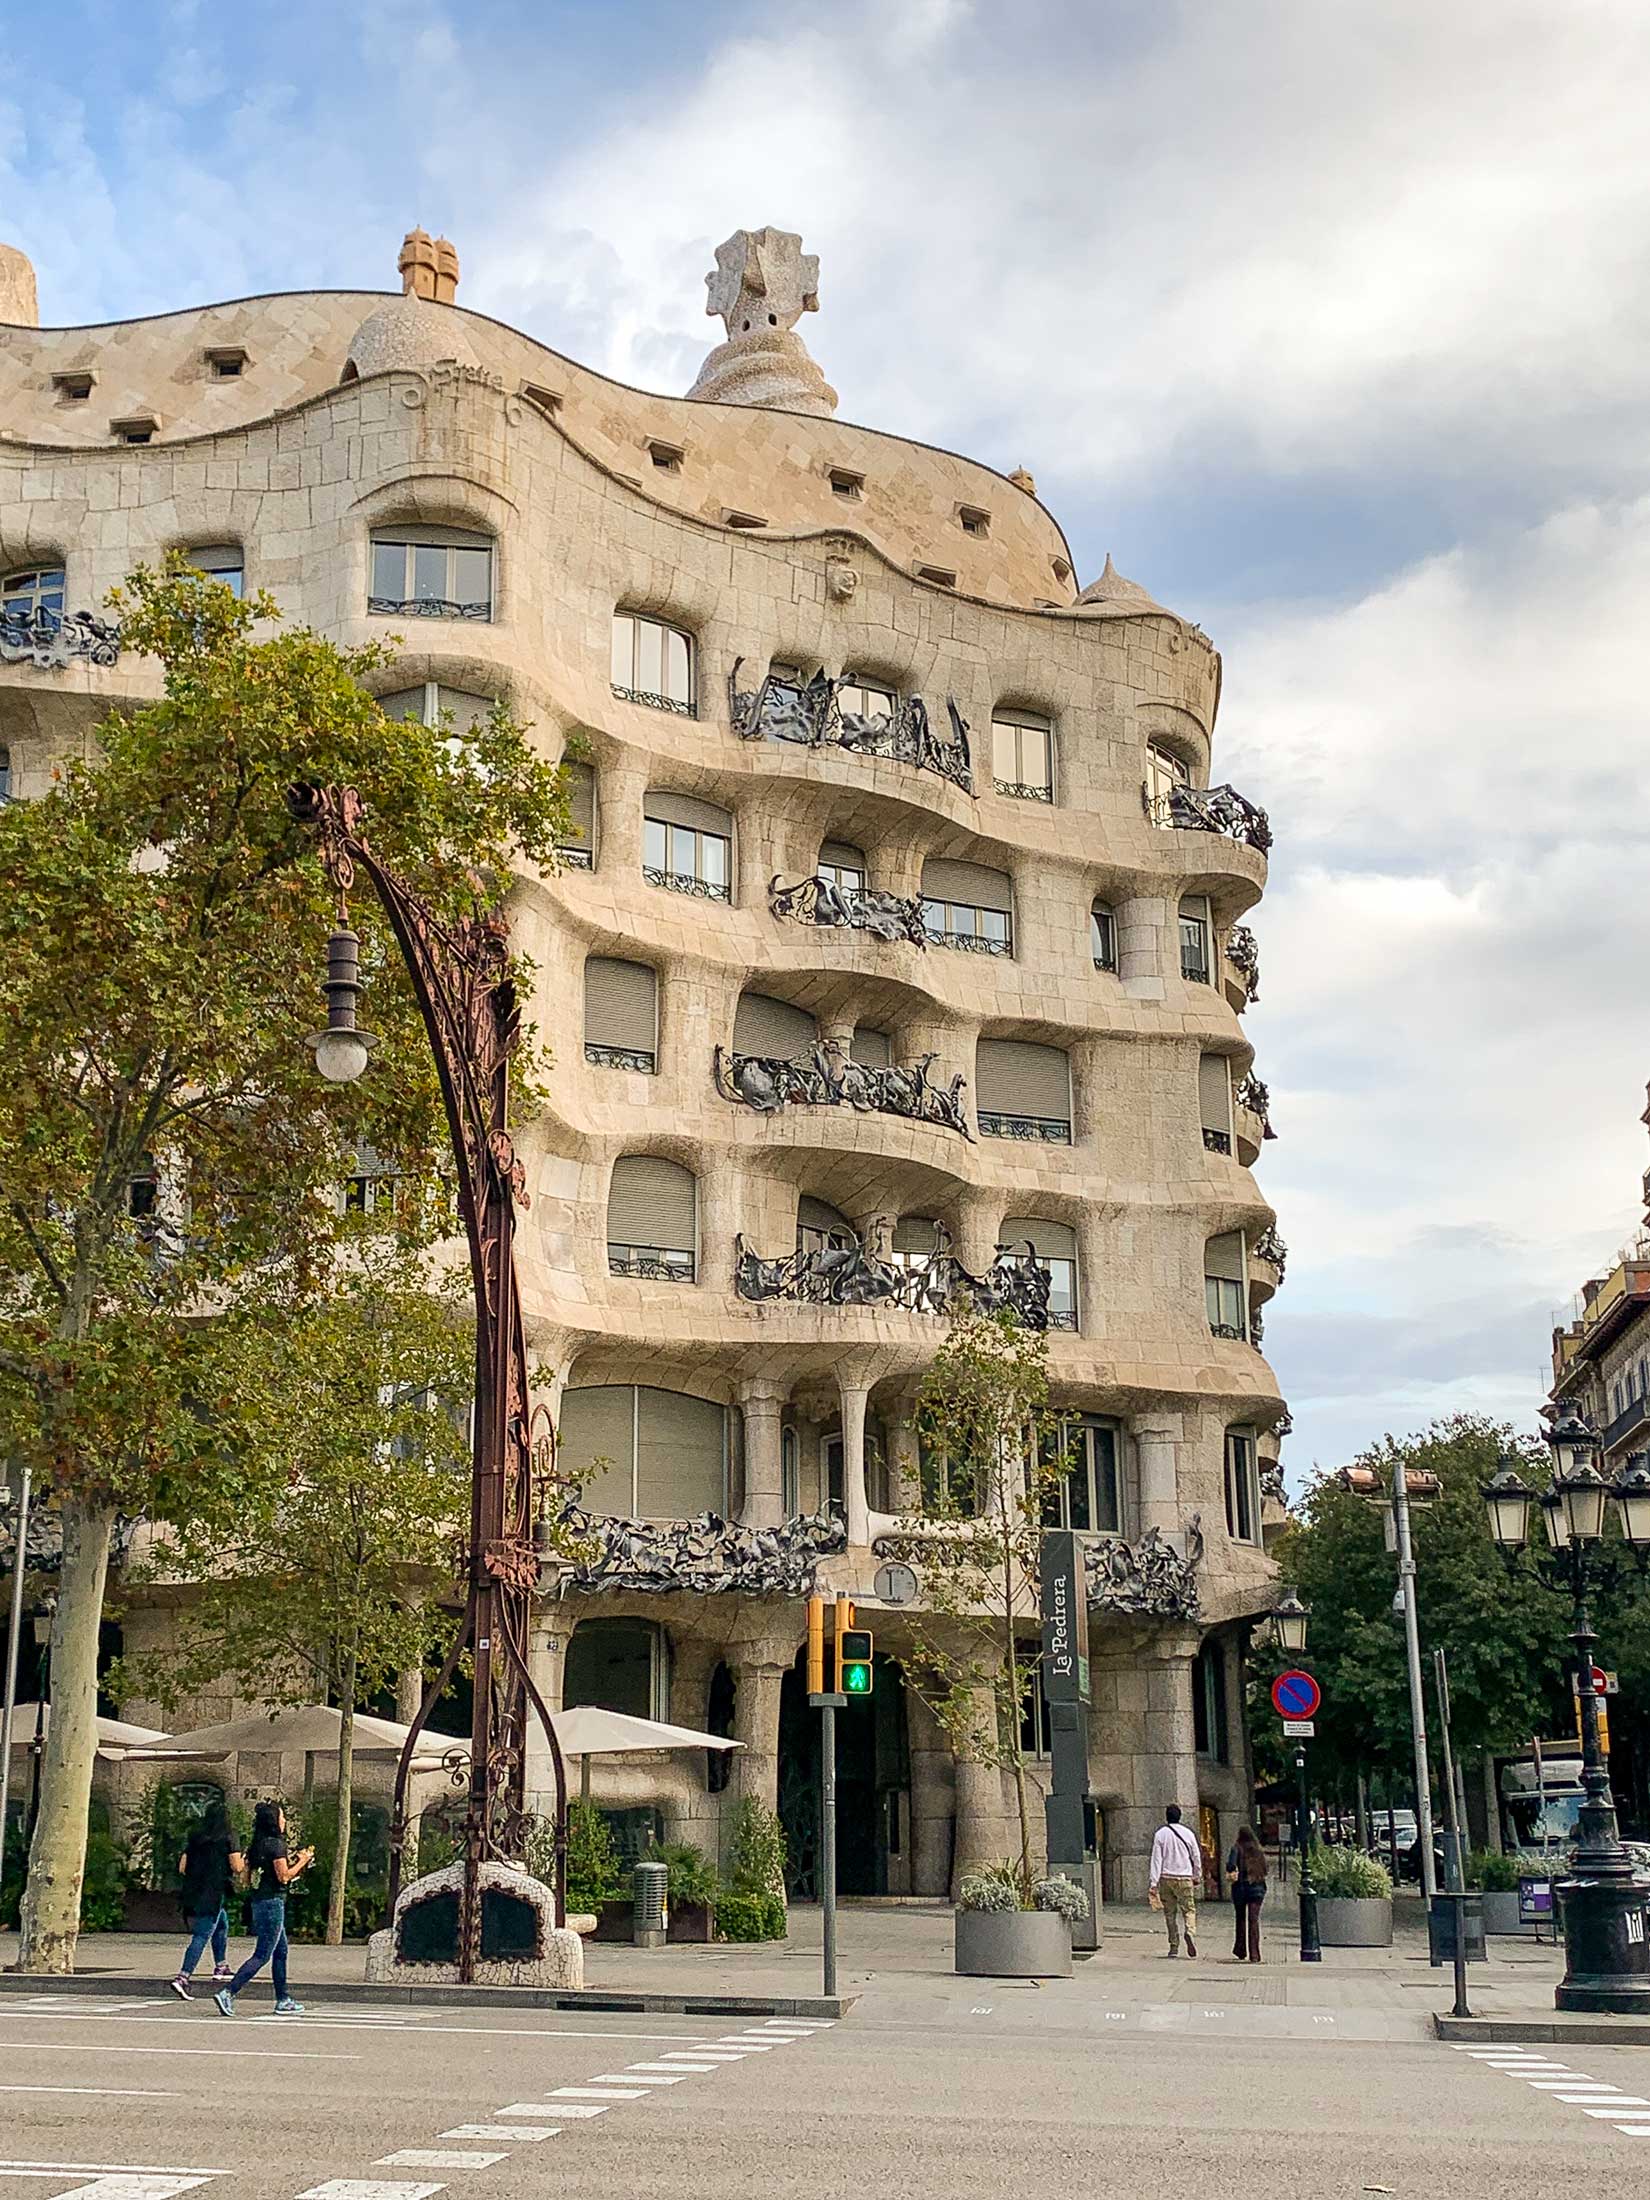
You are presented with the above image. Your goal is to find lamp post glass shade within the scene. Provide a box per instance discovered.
[1541,1488,1571,1550]
[1271,1586,1310,1655]
[1613,1454,1650,1550]
[1546,1409,1599,1481]
[310,1025,376,1083]
[1481,1461,1534,1553]
[1555,1463,1610,1546]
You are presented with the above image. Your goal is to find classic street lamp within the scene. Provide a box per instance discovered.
[288,782,568,1982]
[1480,1417,1650,2013]
[1269,1586,1320,1963]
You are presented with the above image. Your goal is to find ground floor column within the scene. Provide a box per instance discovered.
[950,1681,1015,1892]
[838,1377,871,1547]
[728,1648,790,1818]
[906,1683,955,1897]
[738,1379,786,1529]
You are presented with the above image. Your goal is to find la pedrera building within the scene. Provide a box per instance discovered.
[0,222,1287,1901]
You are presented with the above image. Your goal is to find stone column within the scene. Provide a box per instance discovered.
[1117,892,1169,1002]
[951,1681,1012,1891]
[906,1684,956,1897]
[1147,1629,1202,1852]
[954,1192,1001,1277]
[838,1376,871,1547]
[728,1649,791,1817]
[738,1379,787,1529]
[1134,1416,1181,1541]
[883,1388,921,1518]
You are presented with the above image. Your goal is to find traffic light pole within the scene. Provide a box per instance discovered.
[820,1695,838,1997]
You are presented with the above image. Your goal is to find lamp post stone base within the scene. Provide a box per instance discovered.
[1554,1876,1650,2013]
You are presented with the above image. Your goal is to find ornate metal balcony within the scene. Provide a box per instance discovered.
[1202,1127,1232,1155]
[1252,1224,1288,1279]
[557,843,594,872]
[612,683,695,718]
[1235,1072,1277,1140]
[714,1041,970,1136]
[1209,1320,1247,1342]
[927,924,1013,957]
[367,596,491,621]
[769,872,928,948]
[1225,923,1260,1002]
[561,1505,844,1596]
[1045,1308,1079,1332]
[729,661,972,793]
[0,606,122,670]
[1259,1456,1287,1508]
[1085,1524,1201,1619]
[1144,779,1272,854]
[643,866,731,902]
[994,777,1053,802]
[978,1110,1071,1144]
[585,1043,656,1073]
[607,1242,695,1282]
[735,1224,1052,1328]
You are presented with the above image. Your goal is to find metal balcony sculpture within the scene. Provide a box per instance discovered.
[1144,778,1273,854]
[1236,1071,1277,1140]
[1253,1223,1288,1279]
[1085,1522,1202,1619]
[1225,923,1260,1002]
[0,606,122,670]
[560,1505,845,1597]
[768,871,929,948]
[713,1038,970,1136]
[734,1224,1053,1329]
[729,660,973,793]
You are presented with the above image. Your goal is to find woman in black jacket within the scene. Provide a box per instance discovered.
[1226,1824,1268,1962]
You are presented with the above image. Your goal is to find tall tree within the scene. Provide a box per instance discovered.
[118,1245,475,1943]
[0,562,567,1969]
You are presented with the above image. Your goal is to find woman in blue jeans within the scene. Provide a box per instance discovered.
[170,1801,243,1999]
[215,1801,314,2018]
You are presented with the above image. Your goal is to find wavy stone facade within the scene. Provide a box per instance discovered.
[0,228,1286,1901]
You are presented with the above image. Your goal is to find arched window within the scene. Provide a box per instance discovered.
[2,566,65,631]
[559,760,596,869]
[818,839,866,892]
[607,1155,697,1282]
[186,544,243,597]
[1205,1232,1247,1341]
[369,525,493,620]
[584,956,657,1073]
[565,1617,670,1720]
[559,1383,728,1518]
[1199,1054,1233,1154]
[1091,899,1117,972]
[921,858,1013,956]
[733,992,815,1059]
[991,708,1054,802]
[643,791,731,901]
[1179,895,1213,984]
[975,1040,1072,1144]
[999,1218,1078,1329]
[612,611,695,715]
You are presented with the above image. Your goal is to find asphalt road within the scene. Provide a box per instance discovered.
[0,1986,1645,2200]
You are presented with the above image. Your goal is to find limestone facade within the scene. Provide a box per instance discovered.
[1,229,1285,1902]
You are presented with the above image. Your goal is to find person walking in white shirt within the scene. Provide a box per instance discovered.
[1148,1804,1204,1957]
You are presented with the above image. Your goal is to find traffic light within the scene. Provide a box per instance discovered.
[839,1630,874,1696]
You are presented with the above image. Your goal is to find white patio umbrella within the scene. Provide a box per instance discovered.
[3,1703,169,1760]
[124,1705,472,1803]
[548,1704,742,1800]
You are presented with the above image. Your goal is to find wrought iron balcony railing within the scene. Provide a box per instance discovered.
[585,1043,656,1074]
[608,1242,696,1282]
[1252,1224,1288,1279]
[1225,923,1260,1002]
[643,866,731,902]
[1202,1127,1232,1155]
[1235,1072,1277,1140]
[367,596,491,621]
[978,1111,1071,1144]
[1209,1319,1248,1342]
[994,777,1053,802]
[1144,779,1273,854]
[926,924,1013,957]
[557,842,594,871]
[1260,1456,1287,1507]
[735,1225,1053,1328]
[714,1042,971,1136]
[730,661,973,793]
[612,683,696,717]
[768,872,928,948]
[1,606,122,670]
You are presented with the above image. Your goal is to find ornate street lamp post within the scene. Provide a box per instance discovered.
[1480,1415,1650,2013]
[1269,1586,1320,1963]
[289,783,568,1981]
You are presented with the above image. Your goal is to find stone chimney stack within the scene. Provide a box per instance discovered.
[398,227,459,305]
[0,239,39,327]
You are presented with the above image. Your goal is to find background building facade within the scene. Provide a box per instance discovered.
[0,224,1286,1900]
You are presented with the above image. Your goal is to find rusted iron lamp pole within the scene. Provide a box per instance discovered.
[289,782,567,1980]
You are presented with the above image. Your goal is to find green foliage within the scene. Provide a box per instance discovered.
[653,1840,718,1909]
[1467,1847,1521,1892]
[723,1795,787,1903]
[78,1818,128,1933]
[125,1779,240,1892]
[1308,1843,1392,1900]
[1034,1873,1090,1921]
[565,1799,625,1914]
[1275,1416,1574,1798]
[712,1888,787,1941]
[958,1864,1024,1913]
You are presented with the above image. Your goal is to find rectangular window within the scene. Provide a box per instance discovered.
[1091,904,1117,971]
[612,612,695,713]
[838,675,895,721]
[643,816,730,899]
[370,528,493,620]
[1180,901,1212,984]
[923,897,1013,956]
[1194,1641,1230,1762]
[991,711,1054,801]
[1224,1432,1259,1545]
[187,544,244,598]
[1042,1419,1121,1535]
[829,468,865,499]
[1206,1274,1246,1339]
[1146,743,1191,812]
[51,372,93,401]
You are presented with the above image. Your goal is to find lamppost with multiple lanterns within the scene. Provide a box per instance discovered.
[1480,1411,1650,2013]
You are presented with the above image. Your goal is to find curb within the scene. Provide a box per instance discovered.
[0,1972,854,2019]
[1434,2013,1650,2046]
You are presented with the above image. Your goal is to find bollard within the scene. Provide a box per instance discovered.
[632,1859,669,1951]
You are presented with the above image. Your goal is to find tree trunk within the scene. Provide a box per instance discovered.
[326,1651,356,1946]
[17,1497,118,1973]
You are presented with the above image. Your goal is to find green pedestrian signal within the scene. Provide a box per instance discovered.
[840,1629,874,1695]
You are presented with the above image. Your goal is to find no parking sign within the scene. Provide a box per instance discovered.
[1270,1669,1321,1721]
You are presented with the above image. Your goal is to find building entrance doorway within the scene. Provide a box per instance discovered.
[777,1647,910,1898]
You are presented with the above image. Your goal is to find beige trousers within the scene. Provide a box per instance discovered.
[1158,1875,1197,1950]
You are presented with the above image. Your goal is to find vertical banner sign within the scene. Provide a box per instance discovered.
[1040,1531,1092,1876]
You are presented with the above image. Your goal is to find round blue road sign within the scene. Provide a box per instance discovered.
[1270,1669,1321,1719]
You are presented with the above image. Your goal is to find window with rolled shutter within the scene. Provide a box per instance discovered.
[733,992,816,1059]
[378,682,494,734]
[642,790,732,899]
[560,761,595,868]
[850,1026,891,1068]
[1205,1231,1247,1339]
[370,526,493,619]
[1199,1053,1233,1154]
[607,1156,696,1282]
[893,1215,941,1258]
[798,1196,854,1254]
[635,1387,726,1517]
[920,857,1014,955]
[818,840,866,891]
[999,1218,1078,1328]
[559,1384,638,1517]
[975,1040,1071,1143]
[584,957,657,1072]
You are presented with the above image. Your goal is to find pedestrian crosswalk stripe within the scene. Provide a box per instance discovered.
[376,2152,506,2171]
[439,2129,557,2143]
[548,2087,647,2102]
[494,2103,607,2120]
[298,2183,445,2199]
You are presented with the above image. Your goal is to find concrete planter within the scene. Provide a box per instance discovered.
[1479,1890,1527,1936]
[1315,1896,1393,1947]
[954,1907,1072,1978]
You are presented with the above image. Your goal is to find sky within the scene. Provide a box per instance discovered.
[5,0,1649,1483]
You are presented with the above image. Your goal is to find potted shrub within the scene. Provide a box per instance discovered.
[953,1863,1086,1978]
[1467,1847,1525,1935]
[1309,1843,1393,1946]
[564,1799,628,1937]
[713,1798,788,1942]
[655,1841,718,1942]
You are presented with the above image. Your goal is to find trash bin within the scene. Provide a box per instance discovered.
[1429,1889,1486,1965]
[632,1860,669,1950]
